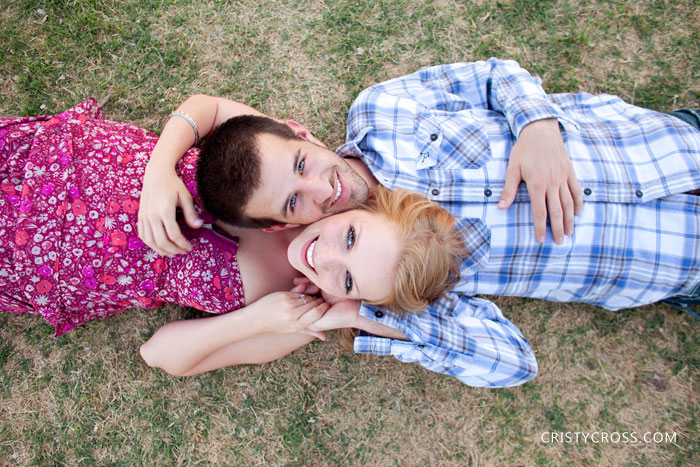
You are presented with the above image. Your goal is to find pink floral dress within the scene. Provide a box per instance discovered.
[0,99,245,335]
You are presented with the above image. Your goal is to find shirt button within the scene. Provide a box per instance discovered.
[418,344,425,349]
[583,188,592,196]
[430,133,438,141]
[374,311,384,318]
[484,188,492,197]
[431,188,440,196]
[635,190,643,198]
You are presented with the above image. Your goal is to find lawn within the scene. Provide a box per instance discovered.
[1,0,699,464]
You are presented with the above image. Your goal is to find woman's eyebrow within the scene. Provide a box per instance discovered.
[352,226,362,297]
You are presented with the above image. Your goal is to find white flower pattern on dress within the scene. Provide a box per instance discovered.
[0,100,245,335]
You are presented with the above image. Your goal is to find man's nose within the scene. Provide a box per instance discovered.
[305,176,333,205]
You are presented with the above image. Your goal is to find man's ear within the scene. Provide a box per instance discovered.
[285,120,327,148]
[262,223,300,233]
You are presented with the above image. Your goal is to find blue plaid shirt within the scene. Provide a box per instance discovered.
[337,58,700,388]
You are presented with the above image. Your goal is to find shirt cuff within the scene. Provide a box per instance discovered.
[506,97,574,137]
[354,334,429,360]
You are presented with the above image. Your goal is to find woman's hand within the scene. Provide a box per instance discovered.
[290,278,360,331]
[138,162,202,257]
[137,95,268,257]
[306,299,361,332]
[248,290,330,340]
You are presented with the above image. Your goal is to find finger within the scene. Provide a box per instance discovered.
[288,295,322,311]
[568,173,584,216]
[137,216,145,242]
[137,217,151,248]
[289,283,306,294]
[298,300,329,322]
[499,162,522,210]
[150,222,181,257]
[293,276,312,286]
[303,283,321,295]
[142,223,170,257]
[527,182,548,243]
[163,220,192,254]
[546,187,565,244]
[301,296,325,310]
[178,191,203,229]
[301,329,327,340]
[559,184,575,236]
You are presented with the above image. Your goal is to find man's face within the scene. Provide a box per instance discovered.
[243,133,369,225]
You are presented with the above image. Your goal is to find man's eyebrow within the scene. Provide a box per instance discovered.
[281,149,302,218]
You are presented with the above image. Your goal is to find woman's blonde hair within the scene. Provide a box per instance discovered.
[360,186,466,314]
[339,186,466,350]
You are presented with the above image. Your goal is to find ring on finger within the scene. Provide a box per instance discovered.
[299,294,307,305]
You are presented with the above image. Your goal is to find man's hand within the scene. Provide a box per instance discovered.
[137,162,203,256]
[499,118,583,244]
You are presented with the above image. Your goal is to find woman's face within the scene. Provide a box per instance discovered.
[287,210,401,303]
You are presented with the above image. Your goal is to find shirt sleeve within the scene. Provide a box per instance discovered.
[350,57,568,139]
[355,293,538,388]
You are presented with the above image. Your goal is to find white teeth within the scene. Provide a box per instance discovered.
[306,239,317,269]
[332,178,342,205]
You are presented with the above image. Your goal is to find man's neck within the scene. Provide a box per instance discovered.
[346,157,379,188]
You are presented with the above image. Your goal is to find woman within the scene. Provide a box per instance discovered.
[0,99,465,375]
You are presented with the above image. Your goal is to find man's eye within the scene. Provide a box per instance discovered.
[345,271,353,294]
[346,226,355,249]
[289,194,297,210]
[297,160,305,174]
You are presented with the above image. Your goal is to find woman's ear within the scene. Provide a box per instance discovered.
[285,120,327,148]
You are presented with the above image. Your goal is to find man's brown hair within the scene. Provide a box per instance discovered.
[196,115,298,228]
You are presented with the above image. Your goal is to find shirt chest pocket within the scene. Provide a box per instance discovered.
[414,114,492,171]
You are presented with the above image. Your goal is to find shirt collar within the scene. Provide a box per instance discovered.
[454,217,490,277]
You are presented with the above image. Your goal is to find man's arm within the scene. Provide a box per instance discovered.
[361,58,583,243]
[460,58,583,243]
[138,95,267,256]
[308,296,537,388]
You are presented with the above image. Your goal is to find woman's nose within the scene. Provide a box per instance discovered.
[313,240,340,271]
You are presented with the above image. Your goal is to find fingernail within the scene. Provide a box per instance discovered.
[556,237,564,244]
[194,219,203,227]
[538,236,545,243]
[498,200,506,209]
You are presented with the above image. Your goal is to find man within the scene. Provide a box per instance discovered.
[138,58,700,387]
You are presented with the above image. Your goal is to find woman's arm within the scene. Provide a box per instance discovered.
[140,292,328,376]
[138,95,267,256]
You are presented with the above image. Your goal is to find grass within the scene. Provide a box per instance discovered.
[1,0,699,465]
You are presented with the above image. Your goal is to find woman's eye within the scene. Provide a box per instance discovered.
[297,159,305,174]
[345,271,353,294]
[289,194,297,210]
[346,226,355,249]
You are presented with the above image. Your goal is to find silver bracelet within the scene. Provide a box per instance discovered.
[166,111,200,146]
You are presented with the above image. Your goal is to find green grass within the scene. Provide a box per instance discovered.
[1,0,699,465]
